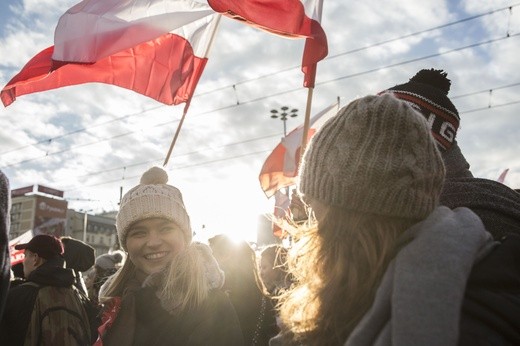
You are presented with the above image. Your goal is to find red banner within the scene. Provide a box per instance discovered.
[9,230,33,265]
[11,185,34,197]
[37,185,64,198]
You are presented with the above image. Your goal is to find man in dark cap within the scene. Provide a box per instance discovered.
[0,234,91,345]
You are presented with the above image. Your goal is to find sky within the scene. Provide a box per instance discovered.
[1,0,519,242]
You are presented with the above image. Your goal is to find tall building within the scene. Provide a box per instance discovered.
[9,184,118,256]
[10,185,68,239]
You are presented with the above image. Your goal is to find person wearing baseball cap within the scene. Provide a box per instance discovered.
[1,234,92,344]
[14,235,64,278]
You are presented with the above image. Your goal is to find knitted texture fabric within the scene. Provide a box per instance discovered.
[380,68,459,151]
[298,94,445,219]
[116,167,191,250]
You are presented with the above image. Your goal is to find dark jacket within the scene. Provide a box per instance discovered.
[61,237,95,297]
[441,177,520,240]
[0,257,76,345]
[459,234,520,345]
[103,287,244,346]
[0,171,10,321]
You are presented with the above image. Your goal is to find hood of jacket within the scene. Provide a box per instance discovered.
[27,256,76,287]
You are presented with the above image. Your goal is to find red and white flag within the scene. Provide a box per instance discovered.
[9,230,33,266]
[259,101,339,198]
[1,0,219,107]
[208,0,327,87]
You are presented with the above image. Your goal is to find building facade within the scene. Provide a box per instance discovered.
[65,210,118,256]
[9,184,118,256]
[10,185,68,239]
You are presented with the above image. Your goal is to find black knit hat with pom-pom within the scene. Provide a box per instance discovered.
[380,68,459,151]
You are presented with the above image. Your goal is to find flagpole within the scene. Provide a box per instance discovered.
[300,87,314,156]
[162,15,222,167]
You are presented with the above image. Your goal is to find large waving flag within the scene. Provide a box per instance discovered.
[259,101,339,198]
[1,0,219,107]
[208,0,327,87]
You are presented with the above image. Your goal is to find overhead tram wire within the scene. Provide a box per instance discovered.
[318,33,520,86]
[60,97,520,194]
[74,132,282,179]
[451,82,520,99]
[2,29,520,169]
[194,3,519,96]
[2,2,516,157]
[2,29,520,171]
[460,100,520,114]
[0,104,164,156]
[65,149,272,191]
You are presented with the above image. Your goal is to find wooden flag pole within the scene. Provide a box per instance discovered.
[163,109,188,166]
[300,87,314,157]
[162,15,222,167]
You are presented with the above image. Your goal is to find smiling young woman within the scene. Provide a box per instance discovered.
[96,166,243,345]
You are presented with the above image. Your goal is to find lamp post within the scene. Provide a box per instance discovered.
[270,106,298,136]
[270,105,299,202]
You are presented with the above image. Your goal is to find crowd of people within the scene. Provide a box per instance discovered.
[0,68,519,345]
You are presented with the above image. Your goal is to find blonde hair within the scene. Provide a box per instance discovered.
[101,243,214,315]
[278,206,417,346]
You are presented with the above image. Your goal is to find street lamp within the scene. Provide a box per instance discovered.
[270,106,298,136]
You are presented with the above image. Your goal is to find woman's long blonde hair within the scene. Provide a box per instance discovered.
[101,242,215,315]
[278,206,417,346]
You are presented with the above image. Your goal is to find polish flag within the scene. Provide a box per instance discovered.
[259,101,339,198]
[1,0,219,107]
[208,0,327,87]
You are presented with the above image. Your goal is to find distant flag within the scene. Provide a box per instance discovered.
[259,101,339,198]
[497,168,510,184]
[272,190,291,238]
[208,0,328,87]
[9,230,33,266]
[1,0,219,107]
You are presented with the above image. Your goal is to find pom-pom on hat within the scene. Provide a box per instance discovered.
[116,166,192,250]
[298,94,445,219]
[380,68,459,151]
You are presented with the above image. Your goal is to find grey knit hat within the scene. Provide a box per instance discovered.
[298,94,445,219]
[116,167,192,250]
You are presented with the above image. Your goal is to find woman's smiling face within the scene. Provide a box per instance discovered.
[126,217,186,280]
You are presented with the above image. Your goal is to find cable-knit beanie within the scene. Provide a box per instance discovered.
[298,94,445,219]
[379,68,459,151]
[116,167,192,250]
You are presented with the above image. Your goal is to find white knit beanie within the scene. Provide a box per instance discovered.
[298,94,445,219]
[116,167,192,250]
